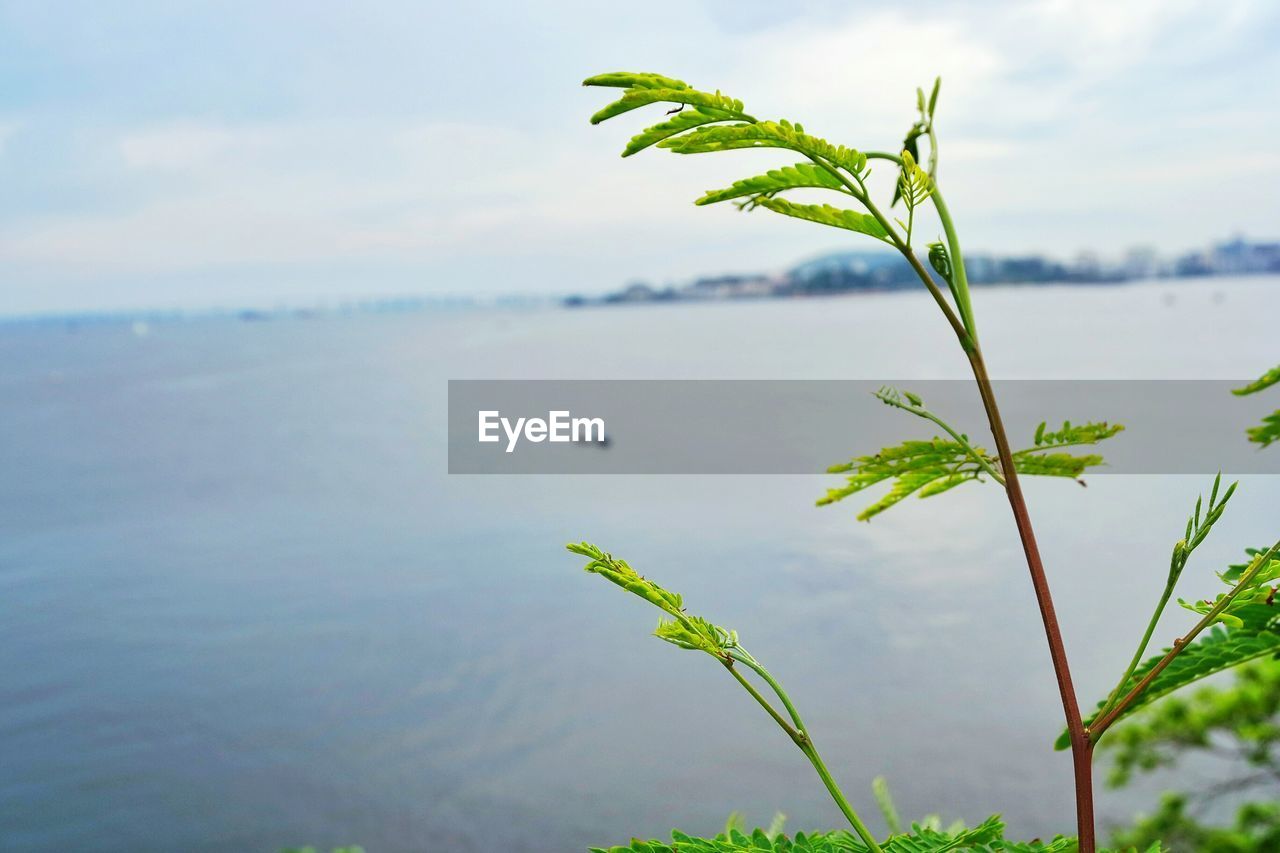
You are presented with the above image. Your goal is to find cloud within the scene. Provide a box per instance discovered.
[1,0,1278,313]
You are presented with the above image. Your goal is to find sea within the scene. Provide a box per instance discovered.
[2,276,1278,851]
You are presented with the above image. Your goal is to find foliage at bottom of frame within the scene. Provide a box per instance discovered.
[589,814,1160,853]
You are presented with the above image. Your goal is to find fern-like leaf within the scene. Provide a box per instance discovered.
[897,150,933,212]
[1233,364,1280,447]
[567,542,742,659]
[1246,410,1280,448]
[1231,364,1280,396]
[622,107,740,157]
[589,87,752,125]
[583,72,691,91]
[1013,453,1104,479]
[1027,420,1125,449]
[754,197,888,241]
[1061,542,1280,749]
[695,163,847,206]
[1178,547,1280,628]
[820,403,1121,521]
[587,815,1090,853]
[659,121,869,178]
[1059,618,1280,751]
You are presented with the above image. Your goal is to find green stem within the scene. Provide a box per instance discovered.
[857,192,974,353]
[878,176,1096,846]
[800,741,885,852]
[1094,575,1177,722]
[731,651,806,731]
[722,659,804,745]
[929,187,976,340]
[864,150,976,340]
[720,654,884,853]
[1090,539,1280,742]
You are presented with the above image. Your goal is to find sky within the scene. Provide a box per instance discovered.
[1,0,1279,316]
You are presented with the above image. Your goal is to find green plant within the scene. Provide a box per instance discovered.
[573,70,1280,852]
[1102,660,1280,851]
[1234,366,1280,448]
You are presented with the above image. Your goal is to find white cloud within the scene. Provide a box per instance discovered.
[3,0,1279,312]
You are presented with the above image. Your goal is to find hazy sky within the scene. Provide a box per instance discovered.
[2,0,1278,315]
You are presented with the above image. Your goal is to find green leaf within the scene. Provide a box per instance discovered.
[927,243,953,286]
[897,149,933,212]
[1246,409,1280,448]
[583,72,691,91]
[566,541,684,616]
[1179,550,1280,627]
[882,815,1004,851]
[695,163,846,206]
[1013,452,1104,479]
[1058,617,1280,750]
[590,87,751,125]
[587,816,1079,853]
[660,121,869,177]
[754,197,888,242]
[623,108,740,157]
[819,415,1120,521]
[1231,363,1280,396]
[1021,420,1124,450]
[567,542,741,660]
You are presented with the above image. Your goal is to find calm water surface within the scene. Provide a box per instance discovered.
[1,278,1278,851]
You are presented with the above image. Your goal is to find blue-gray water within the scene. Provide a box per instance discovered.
[2,278,1278,851]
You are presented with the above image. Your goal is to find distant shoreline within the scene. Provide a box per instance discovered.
[564,237,1280,309]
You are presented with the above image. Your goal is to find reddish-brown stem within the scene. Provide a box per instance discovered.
[967,351,1096,851]
[885,221,1098,849]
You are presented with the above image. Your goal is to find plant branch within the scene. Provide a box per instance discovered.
[966,349,1096,851]
[1089,540,1280,742]
[721,658,805,746]
[882,181,1095,846]
[930,187,977,339]
[865,150,976,338]
[858,194,975,353]
[875,390,1005,485]
[799,740,884,853]
[730,649,806,732]
[1094,569,1179,722]
[720,656,884,853]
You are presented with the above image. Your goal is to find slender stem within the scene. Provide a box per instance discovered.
[930,187,977,339]
[966,349,1096,851]
[858,195,974,353]
[732,651,806,732]
[800,741,885,852]
[864,150,976,339]
[722,659,804,745]
[1094,576,1177,722]
[1090,540,1280,741]
[878,189,1096,846]
[867,150,1095,846]
[720,656,885,853]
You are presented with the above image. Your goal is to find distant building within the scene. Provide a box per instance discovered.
[681,274,776,300]
[570,234,1280,308]
[1211,235,1280,274]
